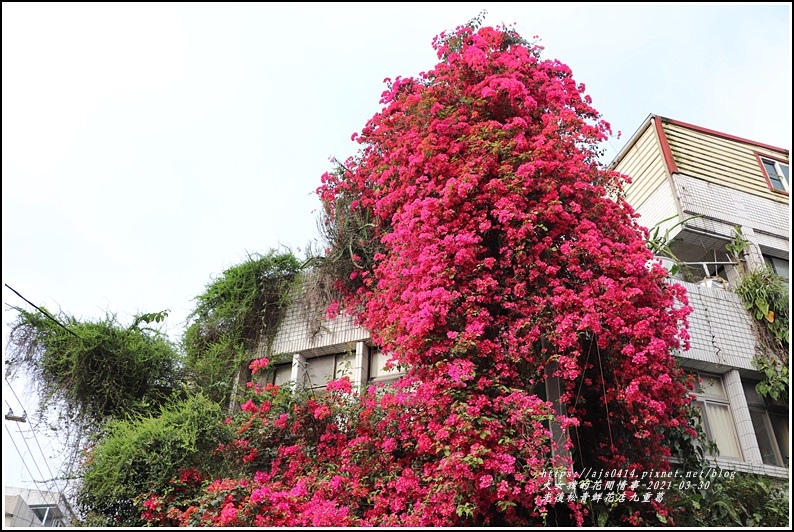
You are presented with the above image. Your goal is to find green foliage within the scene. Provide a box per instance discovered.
[667,471,789,527]
[725,226,751,272]
[735,267,789,347]
[77,394,232,527]
[734,266,789,401]
[184,249,301,403]
[645,214,702,277]
[753,353,789,401]
[5,308,180,428]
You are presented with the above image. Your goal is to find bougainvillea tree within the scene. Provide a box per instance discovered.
[140,21,696,526]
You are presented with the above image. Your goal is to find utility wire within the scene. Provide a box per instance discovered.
[28,421,59,490]
[5,377,61,494]
[3,427,62,527]
[15,422,59,495]
[4,423,47,494]
[54,424,85,497]
[4,283,80,338]
[3,286,77,511]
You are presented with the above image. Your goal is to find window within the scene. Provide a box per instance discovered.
[763,255,789,280]
[269,362,293,387]
[759,155,790,193]
[743,380,789,467]
[255,361,293,388]
[689,373,743,460]
[304,352,354,390]
[368,347,404,383]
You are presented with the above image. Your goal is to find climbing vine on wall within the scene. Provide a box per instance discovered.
[183,249,302,404]
[726,226,789,400]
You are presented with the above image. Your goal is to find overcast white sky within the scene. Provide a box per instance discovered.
[2,2,791,498]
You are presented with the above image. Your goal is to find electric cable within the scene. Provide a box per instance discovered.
[4,283,80,337]
[4,423,48,494]
[5,377,61,495]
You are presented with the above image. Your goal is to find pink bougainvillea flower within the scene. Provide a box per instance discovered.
[142,21,694,528]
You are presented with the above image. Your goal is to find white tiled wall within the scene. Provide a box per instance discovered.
[633,178,681,238]
[259,298,370,359]
[675,173,790,244]
[677,280,759,370]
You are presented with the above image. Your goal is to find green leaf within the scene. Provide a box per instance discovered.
[597,510,609,527]
[496,500,517,511]
[714,500,741,524]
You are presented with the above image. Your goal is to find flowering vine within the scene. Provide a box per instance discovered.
[141,21,695,526]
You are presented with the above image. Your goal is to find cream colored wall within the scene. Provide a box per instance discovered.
[663,121,789,204]
[614,122,670,209]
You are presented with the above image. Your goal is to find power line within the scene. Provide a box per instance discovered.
[5,376,28,412]
[5,377,62,494]
[4,283,81,338]
[53,425,84,495]
[13,416,60,496]
[28,420,60,490]
[4,423,48,494]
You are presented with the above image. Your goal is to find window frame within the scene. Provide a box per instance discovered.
[755,152,790,194]
[743,379,789,467]
[368,347,405,384]
[689,371,743,460]
[267,361,293,387]
[762,254,789,280]
[303,352,354,391]
[253,360,293,388]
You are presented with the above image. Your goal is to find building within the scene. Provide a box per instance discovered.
[4,487,75,527]
[249,114,789,479]
[251,288,404,393]
[611,114,789,477]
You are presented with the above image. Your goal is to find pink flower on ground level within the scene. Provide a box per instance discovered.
[219,503,237,525]
[274,413,289,429]
[326,376,353,394]
[310,403,331,420]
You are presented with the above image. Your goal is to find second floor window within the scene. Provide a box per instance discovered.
[759,156,789,193]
